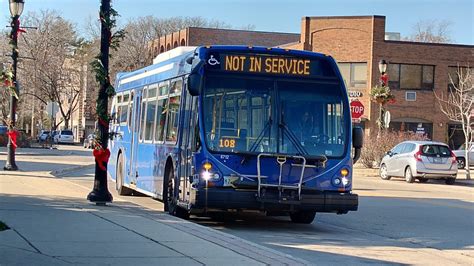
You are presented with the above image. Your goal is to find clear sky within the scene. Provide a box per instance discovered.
[2,0,473,45]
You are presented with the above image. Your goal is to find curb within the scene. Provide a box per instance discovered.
[50,164,95,177]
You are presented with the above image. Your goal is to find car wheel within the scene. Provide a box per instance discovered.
[445,177,456,185]
[404,167,415,183]
[290,211,316,224]
[418,178,428,183]
[457,157,466,169]
[379,164,391,180]
[116,154,133,196]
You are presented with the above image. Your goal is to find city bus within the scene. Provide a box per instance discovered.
[108,45,363,224]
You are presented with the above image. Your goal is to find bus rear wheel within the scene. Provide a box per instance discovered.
[289,211,316,224]
[116,154,133,196]
[164,167,189,219]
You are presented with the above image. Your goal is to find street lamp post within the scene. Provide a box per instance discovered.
[87,0,113,204]
[377,59,389,132]
[4,0,24,171]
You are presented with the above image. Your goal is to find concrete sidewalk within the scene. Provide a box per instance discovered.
[0,159,308,265]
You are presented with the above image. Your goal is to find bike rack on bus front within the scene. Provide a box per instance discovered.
[256,153,306,201]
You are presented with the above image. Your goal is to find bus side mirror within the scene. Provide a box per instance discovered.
[353,127,363,149]
[187,73,202,96]
[352,127,363,163]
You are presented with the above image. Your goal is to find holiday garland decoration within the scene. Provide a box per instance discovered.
[91,5,125,166]
[0,67,17,99]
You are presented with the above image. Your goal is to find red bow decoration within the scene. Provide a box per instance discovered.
[14,20,27,39]
[380,74,389,86]
[4,80,13,87]
[7,130,19,151]
[93,148,110,171]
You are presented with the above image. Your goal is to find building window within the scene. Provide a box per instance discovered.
[405,91,416,101]
[337,62,367,88]
[448,66,472,93]
[390,121,433,139]
[388,63,434,90]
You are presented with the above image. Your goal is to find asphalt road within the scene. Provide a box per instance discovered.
[58,146,473,265]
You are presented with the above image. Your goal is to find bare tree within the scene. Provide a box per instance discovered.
[435,66,473,179]
[405,19,452,43]
[20,10,83,130]
[110,16,237,72]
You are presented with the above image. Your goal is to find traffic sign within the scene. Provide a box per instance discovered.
[350,100,364,119]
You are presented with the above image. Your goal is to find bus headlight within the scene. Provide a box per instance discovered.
[341,176,349,186]
[201,170,221,181]
[202,171,212,181]
[333,177,341,186]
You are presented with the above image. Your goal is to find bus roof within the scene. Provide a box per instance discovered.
[115,45,335,92]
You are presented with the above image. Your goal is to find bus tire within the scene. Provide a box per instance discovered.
[116,153,133,196]
[290,211,316,224]
[164,165,189,219]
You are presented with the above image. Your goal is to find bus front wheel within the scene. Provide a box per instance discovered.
[289,211,316,224]
[164,167,189,219]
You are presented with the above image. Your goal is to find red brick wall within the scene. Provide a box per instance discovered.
[187,28,299,48]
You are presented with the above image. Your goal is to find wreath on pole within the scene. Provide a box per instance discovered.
[0,66,18,99]
[370,73,395,132]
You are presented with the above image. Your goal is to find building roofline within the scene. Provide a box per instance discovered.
[386,40,474,48]
[302,15,386,20]
[186,26,299,35]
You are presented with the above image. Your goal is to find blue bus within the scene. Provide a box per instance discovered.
[109,45,363,224]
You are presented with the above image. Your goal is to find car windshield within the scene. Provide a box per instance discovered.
[61,130,73,135]
[202,75,347,157]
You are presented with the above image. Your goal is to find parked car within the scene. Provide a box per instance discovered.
[83,134,96,149]
[38,130,50,142]
[379,141,457,185]
[54,129,74,144]
[452,142,474,169]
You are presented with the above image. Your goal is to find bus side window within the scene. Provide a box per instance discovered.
[128,92,134,128]
[166,79,183,142]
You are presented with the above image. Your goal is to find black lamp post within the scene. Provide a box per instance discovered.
[87,0,113,204]
[378,59,388,84]
[376,59,389,132]
[4,0,24,171]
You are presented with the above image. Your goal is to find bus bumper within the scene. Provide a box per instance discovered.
[191,188,358,214]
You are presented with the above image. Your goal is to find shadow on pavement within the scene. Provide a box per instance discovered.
[0,194,403,265]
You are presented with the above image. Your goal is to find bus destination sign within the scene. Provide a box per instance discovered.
[207,53,318,76]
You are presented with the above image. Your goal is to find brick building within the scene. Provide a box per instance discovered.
[284,16,473,147]
[147,27,299,61]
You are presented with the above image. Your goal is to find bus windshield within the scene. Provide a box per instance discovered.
[203,75,347,158]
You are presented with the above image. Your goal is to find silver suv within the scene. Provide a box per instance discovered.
[380,141,457,185]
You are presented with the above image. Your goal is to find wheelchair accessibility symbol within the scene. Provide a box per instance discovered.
[208,55,220,66]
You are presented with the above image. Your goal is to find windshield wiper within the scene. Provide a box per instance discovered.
[279,122,309,156]
[249,117,272,153]
[279,108,308,156]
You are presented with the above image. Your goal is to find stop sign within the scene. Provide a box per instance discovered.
[350,101,364,119]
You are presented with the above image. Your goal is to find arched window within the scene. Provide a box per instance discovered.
[180,39,186,46]
[173,41,178,48]
[166,44,171,51]
[154,47,158,57]
[160,45,164,53]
